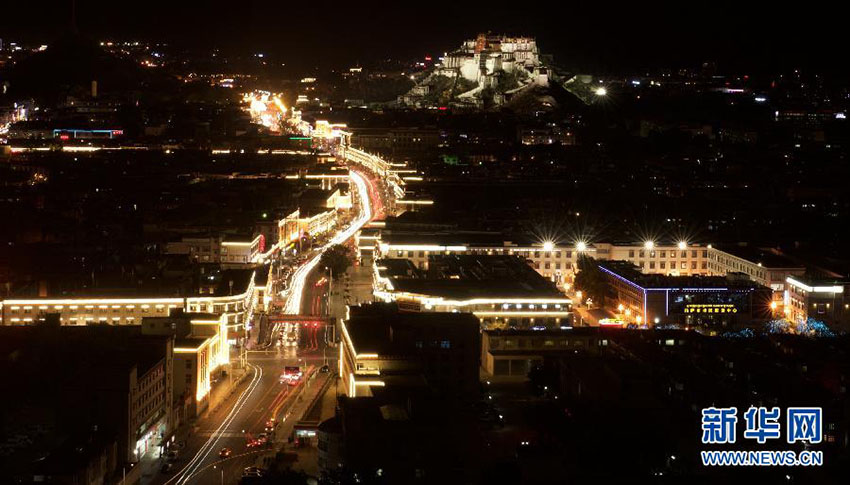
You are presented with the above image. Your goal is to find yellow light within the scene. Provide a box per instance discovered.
[636,315,643,324]
[678,241,687,250]
[644,241,654,250]
[576,241,587,252]
[625,308,631,316]
[542,241,554,252]
[617,304,625,312]
[770,301,778,310]
[594,87,607,96]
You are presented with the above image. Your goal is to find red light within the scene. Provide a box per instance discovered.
[438,107,447,111]
[424,56,432,61]
[59,134,70,140]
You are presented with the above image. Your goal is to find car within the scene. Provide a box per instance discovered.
[243,467,264,478]
[161,462,174,473]
[320,364,330,373]
[165,450,179,462]
[219,447,232,458]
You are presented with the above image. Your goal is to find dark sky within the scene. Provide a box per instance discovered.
[1,1,846,76]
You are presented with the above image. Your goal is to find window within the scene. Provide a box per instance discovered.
[681,250,687,258]
[691,261,697,269]
[702,250,708,258]
[440,340,451,349]
[691,250,697,258]
[660,261,666,269]
[629,250,635,257]
[639,250,645,258]
[660,251,666,258]
[681,261,687,269]
[649,261,655,269]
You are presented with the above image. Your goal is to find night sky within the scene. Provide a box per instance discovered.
[1,1,847,76]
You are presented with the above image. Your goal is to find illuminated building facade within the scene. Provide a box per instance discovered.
[372,233,712,289]
[142,311,230,417]
[373,255,572,329]
[599,261,772,328]
[706,245,805,305]
[0,268,265,331]
[786,276,849,328]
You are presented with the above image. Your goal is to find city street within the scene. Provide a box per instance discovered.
[149,166,380,485]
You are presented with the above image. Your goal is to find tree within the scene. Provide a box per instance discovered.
[573,254,611,305]
[319,244,353,279]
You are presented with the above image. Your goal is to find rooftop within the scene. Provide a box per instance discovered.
[380,254,565,300]
[599,260,767,290]
[346,302,479,356]
[714,244,805,269]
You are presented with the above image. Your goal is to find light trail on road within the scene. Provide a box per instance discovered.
[166,362,263,485]
[282,169,374,315]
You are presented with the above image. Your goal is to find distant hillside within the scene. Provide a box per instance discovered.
[0,33,157,102]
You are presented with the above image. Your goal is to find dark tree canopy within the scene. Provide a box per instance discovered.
[319,244,354,279]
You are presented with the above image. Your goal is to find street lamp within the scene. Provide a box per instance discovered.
[644,240,654,250]
[678,241,687,250]
[617,304,625,312]
[594,87,607,96]
[576,241,587,252]
[542,241,554,252]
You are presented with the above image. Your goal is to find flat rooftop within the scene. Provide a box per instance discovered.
[379,254,565,300]
[714,245,805,269]
[346,302,479,356]
[599,260,766,290]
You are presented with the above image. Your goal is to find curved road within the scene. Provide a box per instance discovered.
[155,167,377,485]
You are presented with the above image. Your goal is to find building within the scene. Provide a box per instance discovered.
[480,327,602,377]
[0,267,266,333]
[598,260,773,329]
[372,230,712,288]
[339,302,480,397]
[349,127,440,152]
[373,254,572,330]
[707,245,805,300]
[142,311,230,418]
[164,233,264,265]
[279,207,338,244]
[785,276,849,329]
[0,324,173,468]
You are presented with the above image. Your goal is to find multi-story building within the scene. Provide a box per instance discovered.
[373,255,573,330]
[480,327,602,377]
[0,324,173,466]
[164,234,264,265]
[0,266,267,331]
[371,231,711,288]
[598,260,772,329]
[142,311,230,417]
[785,276,849,329]
[706,245,805,300]
[339,302,480,397]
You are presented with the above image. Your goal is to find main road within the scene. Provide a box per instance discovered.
[154,168,378,485]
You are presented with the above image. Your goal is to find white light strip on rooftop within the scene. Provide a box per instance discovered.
[385,244,467,252]
[373,291,571,308]
[786,277,844,293]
